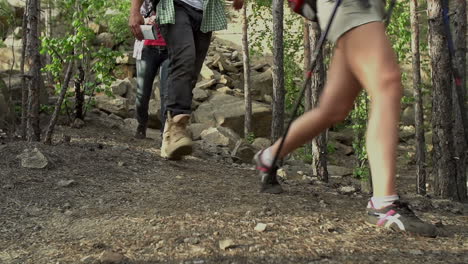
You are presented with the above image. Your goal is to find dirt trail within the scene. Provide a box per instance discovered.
[0,121,467,264]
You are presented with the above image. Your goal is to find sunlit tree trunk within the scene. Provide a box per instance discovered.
[26,0,43,141]
[20,0,29,139]
[308,21,328,182]
[271,0,285,141]
[451,0,467,201]
[428,0,458,200]
[410,0,426,195]
[242,1,252,138]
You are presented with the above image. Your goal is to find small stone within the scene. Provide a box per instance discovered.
[409,249,423,255]
[57,179,76,187]
[117,161,125,167]
[63,202,71,209]
[80,255,96,264]
[72,118,85,129]
[184,237,200,244]
[254,223,267,232]
[2,184,14,189]
[17,148,48,169]
[111,145,130,151]
[219,239,236,250]
[64,210,73,216]
[319,200,327,208]
[196,79,216,90]
[217,86,233,95]
[213,231,220,236]
[339,186,356,194]
[277,168,287,179]
[99,251,125,264]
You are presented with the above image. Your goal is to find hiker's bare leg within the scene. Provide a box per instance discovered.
[341,22,402,197]
[269,46,361,157]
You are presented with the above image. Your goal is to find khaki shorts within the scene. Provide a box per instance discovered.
[317,0,386,43]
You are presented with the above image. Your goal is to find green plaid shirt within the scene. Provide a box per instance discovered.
[156,0,227,33]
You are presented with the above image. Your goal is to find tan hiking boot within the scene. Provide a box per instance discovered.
[160,113,193,160]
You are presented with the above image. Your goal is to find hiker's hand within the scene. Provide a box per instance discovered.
[145,15,156,25]
[129,12,145,40]
[232,0,244,10]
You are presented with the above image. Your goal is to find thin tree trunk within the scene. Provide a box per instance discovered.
[75,63,85,120]
[428,0,458,200]
[242,2,252,138]
[309,22,328,182]
[44,61,74,145]
[20,0,29,139]
[303,19,312,158]
[451,0,467,201]
[271,0,285,141]
[304,19,312,112]
[44,0,53,84]
[26,0,43,142]
[410,0,427,195]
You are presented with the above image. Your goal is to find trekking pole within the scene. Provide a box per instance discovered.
[263,0,342,191]
[264,0,398,192]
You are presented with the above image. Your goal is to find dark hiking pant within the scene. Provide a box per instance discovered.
[160,0,213,116]
[135,45,170,129]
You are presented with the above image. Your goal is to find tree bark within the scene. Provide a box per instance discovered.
[44,61,74,145]
[75,63,85,120]
[410,0,427,195]
[271,0,285,141]
[308,22,328,182]
[428,0,458,200]
[304,19,312,112]
[26,0,43,142]
[20,0,29,139]
[303,19,313,158]
[451,0,467,201]
[242,2,252,138]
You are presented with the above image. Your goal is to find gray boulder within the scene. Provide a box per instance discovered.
[193,93,271,138]
[94,94,129,118]
[200,126,240,149]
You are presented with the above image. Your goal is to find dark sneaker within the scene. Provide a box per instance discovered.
[134,124,146,139]
[366,200,437,237]
[253,150,284,194]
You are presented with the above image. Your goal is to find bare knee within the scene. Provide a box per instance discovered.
[375,68,403,101]
[318,104,352,125]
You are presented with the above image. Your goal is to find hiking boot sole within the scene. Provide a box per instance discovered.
[364,218,437,238]
[260,182,284,194]
[165,144,193,160]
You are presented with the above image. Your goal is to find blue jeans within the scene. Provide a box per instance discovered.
[135,45,170,130]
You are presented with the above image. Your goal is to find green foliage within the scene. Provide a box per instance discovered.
[248,2,306,114]
[40,104,55,114]
[294,145,313,164]
[327,142,336,154]
[386,0,411,63]
[246,132,256,144]
[41,0,122,118]
[0,0,15,39]
[350,92,369,180]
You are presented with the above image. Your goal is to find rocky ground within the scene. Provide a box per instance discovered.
[0,113,467,264]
